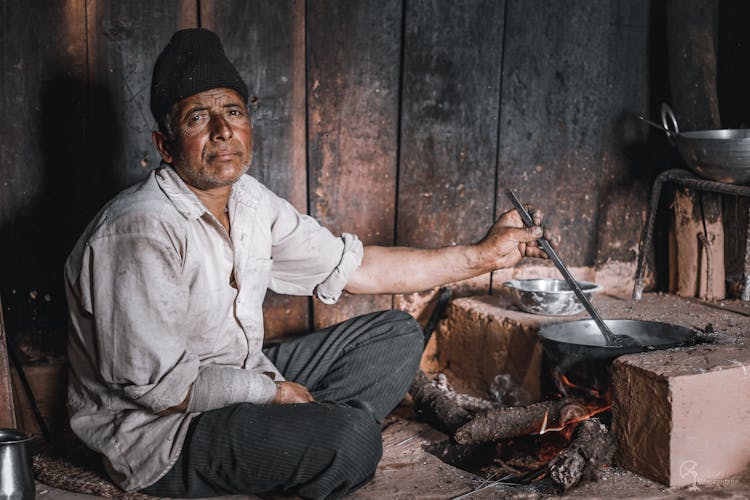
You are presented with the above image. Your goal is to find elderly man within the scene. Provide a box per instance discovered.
[65,28,546,499]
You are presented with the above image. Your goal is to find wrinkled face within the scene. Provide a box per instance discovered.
[154,88,253,190]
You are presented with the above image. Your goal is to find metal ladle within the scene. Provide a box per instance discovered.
[505,189,638,348]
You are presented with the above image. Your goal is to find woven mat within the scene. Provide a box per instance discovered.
[32,438,165,499]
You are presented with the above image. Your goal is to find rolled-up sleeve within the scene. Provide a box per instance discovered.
[83,232,197,413]
[314,233,363,304]
[268,198,363,303]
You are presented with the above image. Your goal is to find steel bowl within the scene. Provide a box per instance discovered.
[674,129,750,184]
[503,278,602,316]
[661,104,750,184]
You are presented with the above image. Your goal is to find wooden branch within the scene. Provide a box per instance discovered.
[0,297,16,428]
[548,418,615,492]
[409,370,471,434]
[453,399,574,445]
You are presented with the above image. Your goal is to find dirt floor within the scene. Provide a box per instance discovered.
[35,405,750,499]
[32,293,750,499]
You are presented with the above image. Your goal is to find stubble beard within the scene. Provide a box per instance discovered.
[174,152,253,191]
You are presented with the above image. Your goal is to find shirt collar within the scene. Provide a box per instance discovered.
[155,166,206,220]
[155,166,261,219]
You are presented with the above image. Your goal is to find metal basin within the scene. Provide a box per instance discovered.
[661,104,750,184]
[675,129,750,184]
[503,278,602,316]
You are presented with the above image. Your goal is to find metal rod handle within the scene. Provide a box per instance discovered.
[505,188,618,345]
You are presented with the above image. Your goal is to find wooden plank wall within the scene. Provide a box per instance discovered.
[398,0,504,294]
[0,0,91,358]
[307,0,402,329]
[498,1,615,265]
[202,0,310,336]
[1,0,657,352]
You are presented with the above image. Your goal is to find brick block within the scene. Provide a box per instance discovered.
[434,295,573,402]
[612,345,750,487]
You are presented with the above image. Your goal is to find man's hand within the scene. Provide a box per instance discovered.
[475,206,549,270]
[272,381,315,404]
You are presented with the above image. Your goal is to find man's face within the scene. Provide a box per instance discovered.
[154,88,253,190]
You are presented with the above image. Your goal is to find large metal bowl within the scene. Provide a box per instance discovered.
[661,104,750,184]
[675,129,750,184]
[503,278,602,316]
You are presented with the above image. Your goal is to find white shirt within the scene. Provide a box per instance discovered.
[64,166,362,491]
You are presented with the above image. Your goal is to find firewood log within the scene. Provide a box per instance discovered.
[547,418,615,491]
[433,373,496,413]
[408,370,471,434]
[453,399,573,445]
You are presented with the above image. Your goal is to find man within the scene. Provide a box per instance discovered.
[65,28,547,499]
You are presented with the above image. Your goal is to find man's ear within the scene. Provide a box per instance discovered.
[152,130,174,164]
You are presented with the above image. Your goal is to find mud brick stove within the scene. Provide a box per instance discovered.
[413,289,750,492]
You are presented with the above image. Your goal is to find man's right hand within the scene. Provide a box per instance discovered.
[272,381,315,404]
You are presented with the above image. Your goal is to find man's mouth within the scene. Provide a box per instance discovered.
[208,151,242,161]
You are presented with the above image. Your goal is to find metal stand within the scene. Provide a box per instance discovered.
[633,169,750,301]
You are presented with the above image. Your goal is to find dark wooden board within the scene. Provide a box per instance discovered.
[496,0,613,268]
[307,0,401,328]
[594,0,651,266]
[11,364,68,435]
[719,0,750,290]
[666,0,720,130]
[203,0,310,338]
[396,0,504,296]
[0,0,89,357]
[86,0,196,200]
[722,195,749,283]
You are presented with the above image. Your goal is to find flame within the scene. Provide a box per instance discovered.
[536,404,610,439]
[539,409,549,434]
[537,371,613,439]
[558,373,606,400]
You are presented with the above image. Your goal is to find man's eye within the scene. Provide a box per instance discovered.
[229,109,242,116]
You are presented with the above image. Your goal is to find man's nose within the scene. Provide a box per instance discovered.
[210,115,233,141]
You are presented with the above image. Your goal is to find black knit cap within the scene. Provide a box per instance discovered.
[150,28,248,130]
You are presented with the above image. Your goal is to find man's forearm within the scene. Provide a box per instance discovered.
[344,209,545,295]
[345,245,486,295]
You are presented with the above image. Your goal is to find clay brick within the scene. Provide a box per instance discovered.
[612,345,750,487]
[434,295,574,402]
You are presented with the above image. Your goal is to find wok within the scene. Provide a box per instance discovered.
[539,319,695,366]
[656,104,750,184]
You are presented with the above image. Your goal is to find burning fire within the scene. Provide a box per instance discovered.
[538,372,612,440]
[557,374,606,400]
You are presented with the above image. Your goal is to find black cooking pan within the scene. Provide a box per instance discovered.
[539,319,696,367]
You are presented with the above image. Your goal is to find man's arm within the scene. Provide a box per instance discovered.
[159,374,314,414]
[345,207,546,295]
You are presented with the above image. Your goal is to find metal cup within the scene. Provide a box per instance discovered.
[0,428,35,500]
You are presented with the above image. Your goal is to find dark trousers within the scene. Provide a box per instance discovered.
[141,310,423,499]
